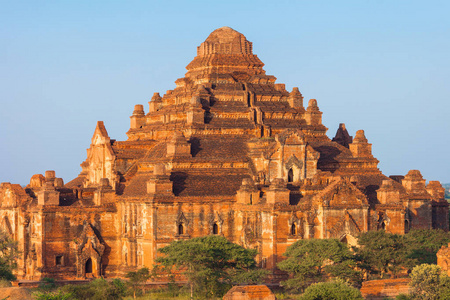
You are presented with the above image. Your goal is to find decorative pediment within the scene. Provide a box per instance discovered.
[327,210,362,238]
[276,129,305,145]
[208,212,223,225]
[285,155,303,170]
[176,212,188,225]
[74,222,105,258]
[319,178,368,207]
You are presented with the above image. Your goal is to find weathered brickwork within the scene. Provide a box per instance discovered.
[223,285,276,300]
[360,278,411,300]
[0,27,447,280]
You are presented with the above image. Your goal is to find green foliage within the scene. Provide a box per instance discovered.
[156,235,267,299]
[277,239,361,293]
[355,230,450,279]
[355,230,410,278]
[125,267,150,298]
[60,278,126,300]
[409,264,445,300]
[34,290,73,300]
[437,275,450,300]
[298,279,364,300]
[396,294,412,300]
[403,229,450,266]
[0,229,19,280]
[39,277,57,291]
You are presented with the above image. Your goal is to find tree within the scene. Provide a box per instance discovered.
[409,264,444,300]
[403,229,450,266]
[299,279,364,300]
[0,229,19,280]
[156,235,267,299]
[277,239,361,293]
[125,267,151,299]
[355,230,410,278]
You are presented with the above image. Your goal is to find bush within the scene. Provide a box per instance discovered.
[39,277,57,291]
[34,290,72,300]
[299,280,364,300]
[60,278,126,300]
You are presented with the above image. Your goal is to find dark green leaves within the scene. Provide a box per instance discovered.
[278,239,362,293]
[156,235,267,299]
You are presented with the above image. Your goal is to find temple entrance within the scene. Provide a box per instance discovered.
[85,258,93,275]
[287,169,294,183]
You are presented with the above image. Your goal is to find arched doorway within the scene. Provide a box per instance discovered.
[178,223,184,235]
[213,223,219,235]
[287,169,294,183]
[85,258,93,275]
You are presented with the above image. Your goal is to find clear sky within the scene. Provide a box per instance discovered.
[1,0,449,185]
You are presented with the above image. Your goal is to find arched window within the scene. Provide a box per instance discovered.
[288,169,294,183]
[85,258,92,274]
[291,223,296,235]
[178,223,184,235]
[213,223,219,235]
[249,194,253,205]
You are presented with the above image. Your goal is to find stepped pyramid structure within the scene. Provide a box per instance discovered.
[0,27,448,280]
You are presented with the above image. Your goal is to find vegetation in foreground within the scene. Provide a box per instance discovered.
[3,229,450,299]
[0,229,19,281]
[156,235,268,299]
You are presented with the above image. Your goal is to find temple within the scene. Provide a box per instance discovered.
[0,27,447,280]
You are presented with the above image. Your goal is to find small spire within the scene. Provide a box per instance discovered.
[307,99,319,111]
[151,92,162,101]
[353,130,368,144]
[332,123,353,148]
[132,104,145,116]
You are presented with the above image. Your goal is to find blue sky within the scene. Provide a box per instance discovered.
[1,0,449,185]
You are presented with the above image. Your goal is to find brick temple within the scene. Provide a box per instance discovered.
[0,27,448,280]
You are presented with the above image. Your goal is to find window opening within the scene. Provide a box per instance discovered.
[291,223,296,235]
[55,255,63,266]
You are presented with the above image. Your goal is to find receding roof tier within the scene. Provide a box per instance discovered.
[126,27,328,142]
